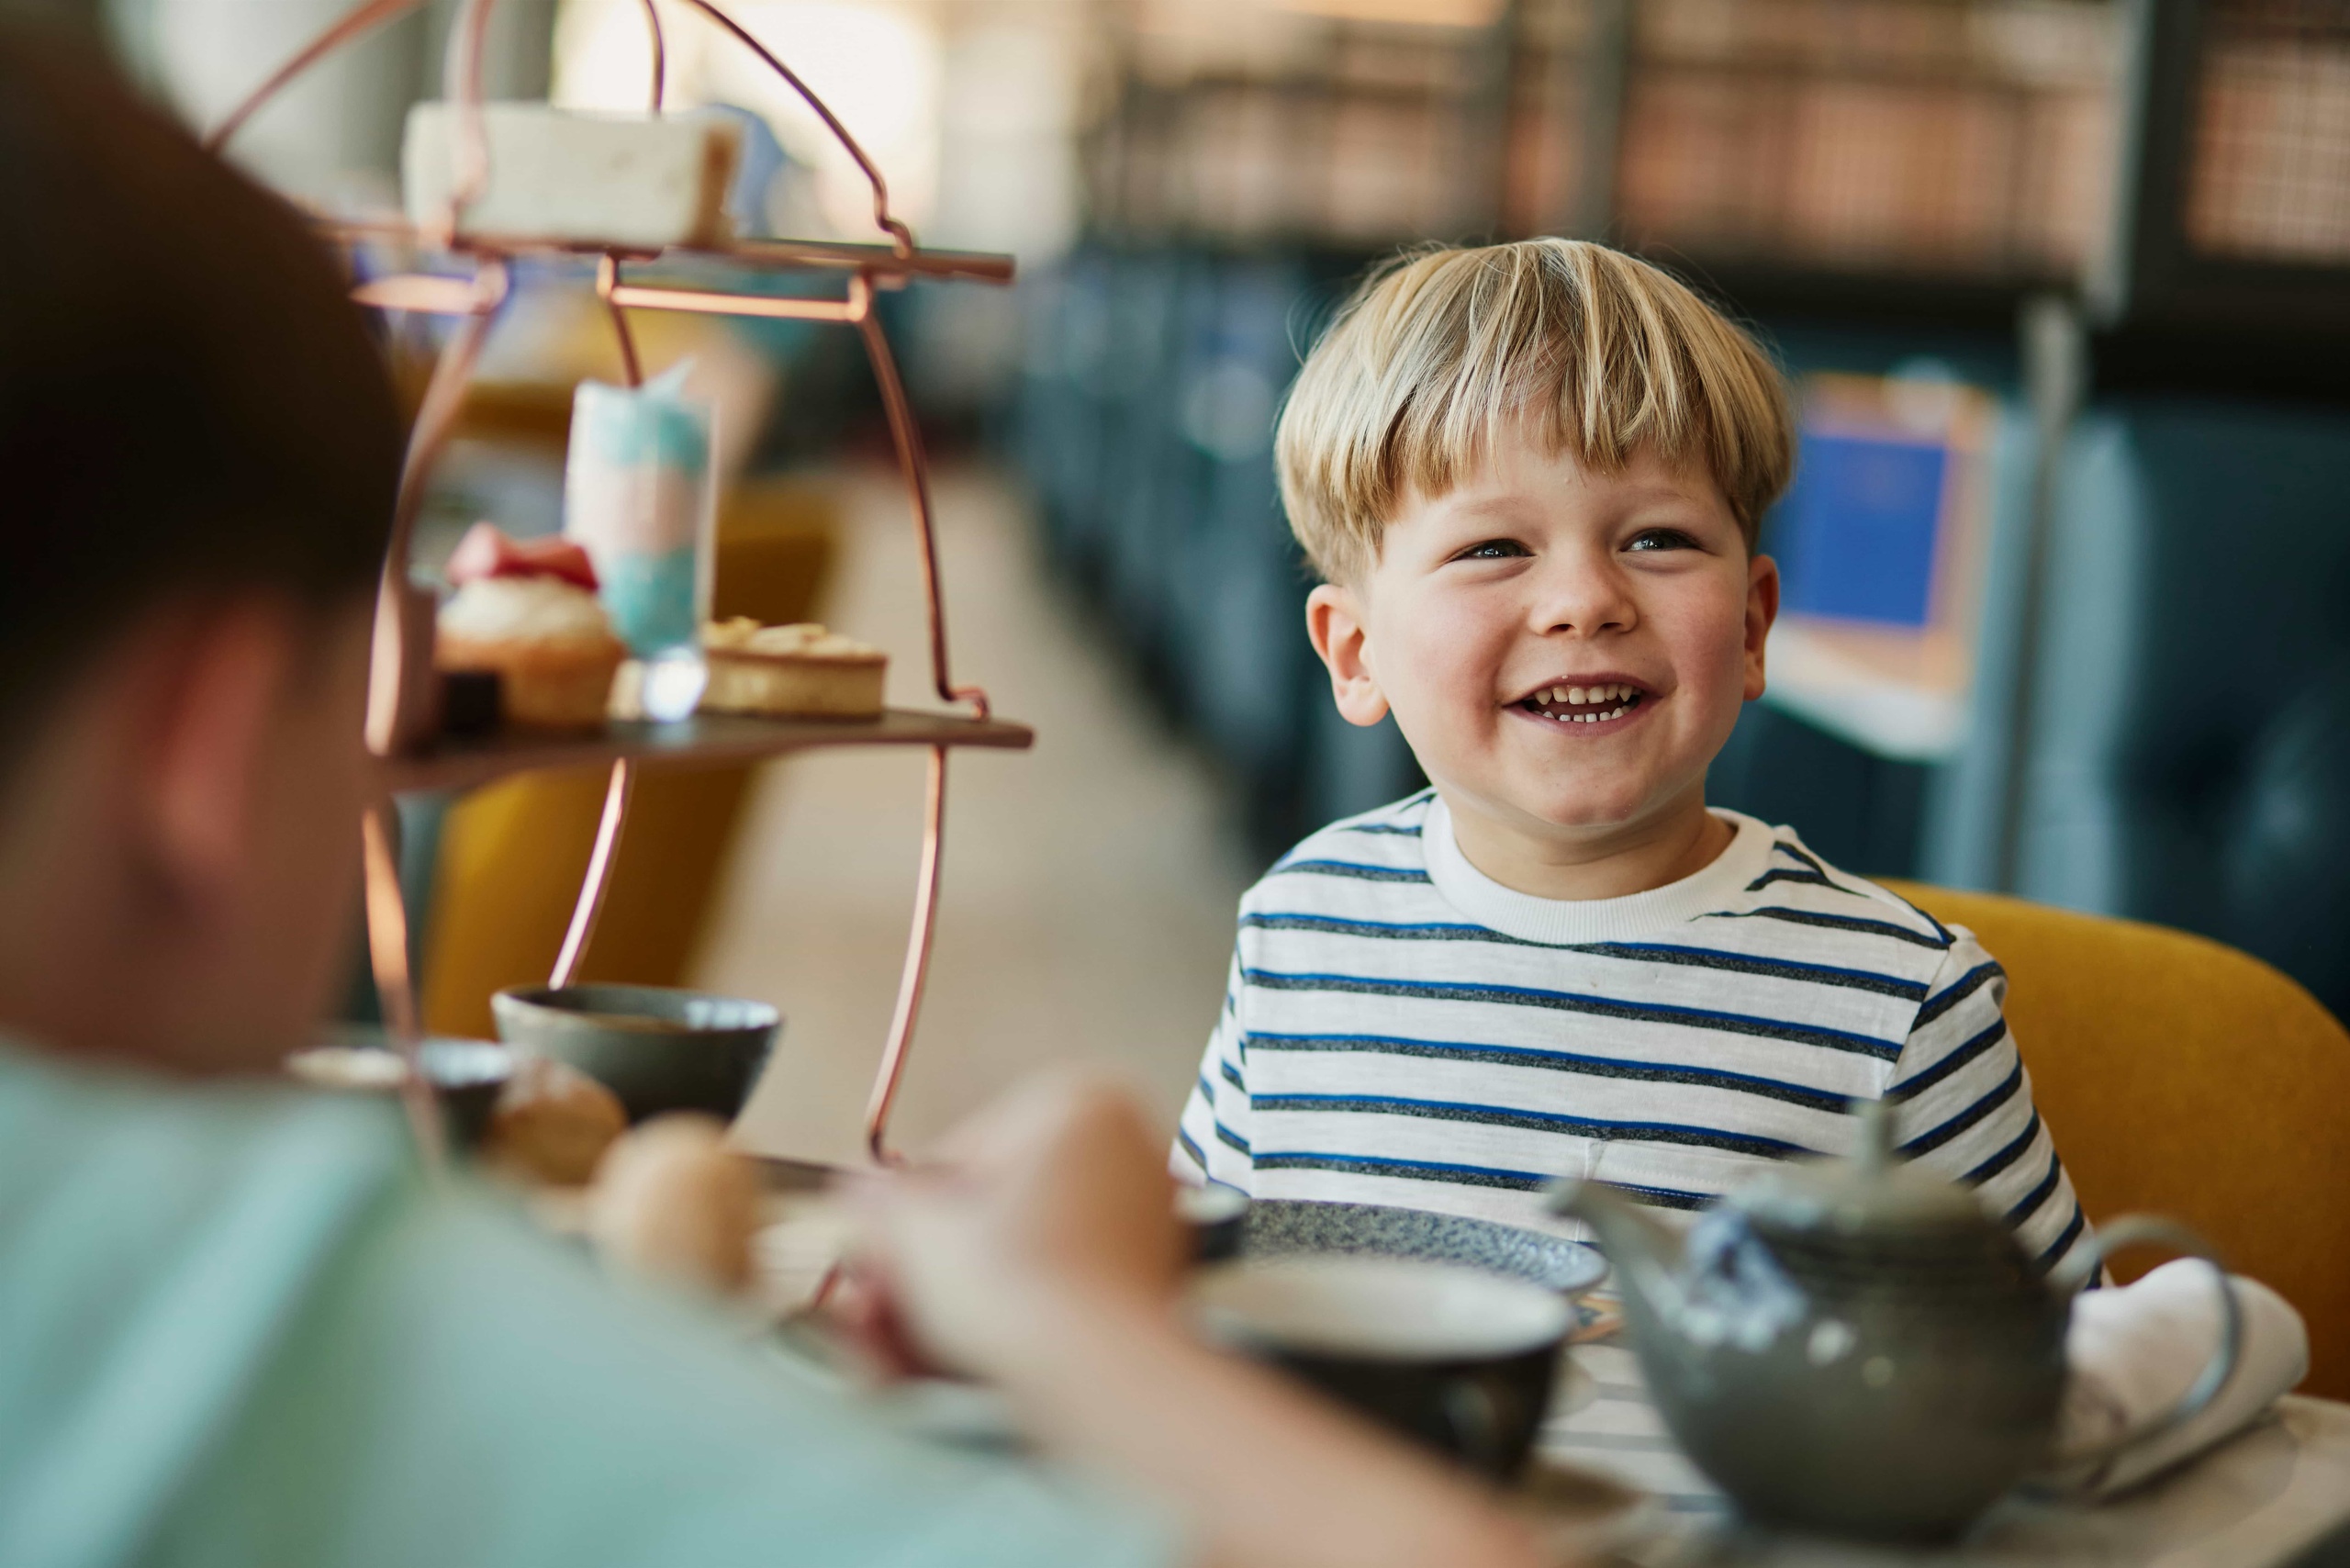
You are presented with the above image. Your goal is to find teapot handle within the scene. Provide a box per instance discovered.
[2044,1215,2243,1480]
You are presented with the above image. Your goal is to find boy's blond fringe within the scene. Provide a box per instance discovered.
[1275,239,1796,582]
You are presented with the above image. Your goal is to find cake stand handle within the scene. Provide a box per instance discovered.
[676,0,914,256]
[362,800,449,1170]
[212,0,666,219]
[204,0,429,154]
[388,261,508,576]
[551,759,635,990]
[366,262,507,759]
[865,745,949,1165]
[854,279,990,719]
[635,0,667,113]
[599,254,646,386]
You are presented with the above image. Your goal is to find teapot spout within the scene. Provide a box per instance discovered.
[1547,1177,1686,1323]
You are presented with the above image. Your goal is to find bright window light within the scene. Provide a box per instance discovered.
[553,0,939,239]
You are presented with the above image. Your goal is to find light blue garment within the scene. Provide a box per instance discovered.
[0,1042,1173,1568]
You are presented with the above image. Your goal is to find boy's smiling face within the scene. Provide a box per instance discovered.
[1307,426,1777,882]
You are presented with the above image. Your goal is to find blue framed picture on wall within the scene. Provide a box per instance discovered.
[1757,369,1993,763]
[1776,427,1950,628]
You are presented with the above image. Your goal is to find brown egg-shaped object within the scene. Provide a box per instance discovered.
[587,1114,761,1297]
[485,1057,627,1187]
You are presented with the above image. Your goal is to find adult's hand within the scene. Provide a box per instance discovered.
[845,1072,1549,1568]
[847,1070,1186,1380]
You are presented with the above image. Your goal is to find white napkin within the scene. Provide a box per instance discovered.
[2045,1260,2309,1496]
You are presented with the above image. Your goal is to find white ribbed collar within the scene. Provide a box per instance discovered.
[1422,795,1776,945]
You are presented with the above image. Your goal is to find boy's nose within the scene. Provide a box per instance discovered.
[1530,560,1637,636]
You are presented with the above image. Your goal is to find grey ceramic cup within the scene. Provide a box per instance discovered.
[1192,1255,1577,1478]
[415,1039,516,1153]
[490,984,778,1124]
[285,1036,515,1156]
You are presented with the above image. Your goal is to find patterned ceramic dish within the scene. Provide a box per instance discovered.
[1237,1199,1608,1297]
[492,984,778,1124]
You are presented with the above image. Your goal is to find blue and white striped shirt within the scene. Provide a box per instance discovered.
[1173,790,2087,1270]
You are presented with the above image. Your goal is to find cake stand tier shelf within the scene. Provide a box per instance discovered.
[383,710,1035,795]
[330,218,1015,290]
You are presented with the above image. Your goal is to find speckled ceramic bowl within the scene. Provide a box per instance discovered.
[1237,1199,1608,1295]
[491,984,778,1124]
[1200,1204,1605,1477]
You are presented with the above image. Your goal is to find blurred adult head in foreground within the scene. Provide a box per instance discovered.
[0,28,397,1073]
[0,33,1543,1568]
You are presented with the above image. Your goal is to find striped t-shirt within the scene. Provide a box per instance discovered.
[1172,790,2087,1270]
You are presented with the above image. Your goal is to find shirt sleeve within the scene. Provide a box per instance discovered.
[1884,927,2089,1271]
[1171,946,1254,1193]
[151,1179,1179,1568]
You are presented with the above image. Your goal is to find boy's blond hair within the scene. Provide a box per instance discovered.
[1276,240,1795,582]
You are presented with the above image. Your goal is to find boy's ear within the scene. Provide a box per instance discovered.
[137,599,301,909]
[1744,553,1780,700]
[1305,583,1391,727]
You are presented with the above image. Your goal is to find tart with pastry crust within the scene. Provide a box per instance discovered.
[698,618,887,719]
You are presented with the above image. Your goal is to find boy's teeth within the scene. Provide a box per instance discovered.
[1524,683,1642,719]
[1549,683,1632,706]
[1531,690,1638,722]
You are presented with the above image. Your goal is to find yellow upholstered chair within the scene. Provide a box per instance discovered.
[1884,881,2350,1400]
[419,477,836,1037]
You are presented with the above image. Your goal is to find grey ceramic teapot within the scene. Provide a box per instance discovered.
[1550,1103,2241,1540]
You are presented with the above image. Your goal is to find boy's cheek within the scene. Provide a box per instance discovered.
[1394,589,1515,682]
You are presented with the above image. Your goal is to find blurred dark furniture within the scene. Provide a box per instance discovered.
[2005,401,2350,1023]
[1017,247,1422,859]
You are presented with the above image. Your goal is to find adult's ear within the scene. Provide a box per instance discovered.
[139,599,301,907]
[1304,583,1390,727]
[1743,553,1780,701]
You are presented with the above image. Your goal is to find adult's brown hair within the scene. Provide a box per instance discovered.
[0,30,401,773]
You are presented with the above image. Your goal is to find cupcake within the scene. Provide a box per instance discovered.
[437,523,627,729]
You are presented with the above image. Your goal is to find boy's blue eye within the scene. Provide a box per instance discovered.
[1626,528,1698,553]
[1458,539,1529,560]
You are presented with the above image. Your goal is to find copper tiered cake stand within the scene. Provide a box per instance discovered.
[210,0,1028,1169]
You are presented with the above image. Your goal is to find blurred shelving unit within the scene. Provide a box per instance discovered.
[2180,0,2350,276]
[1081,0,2122,298]
[1074,0,2350,341]
[1088,0,1518,248]
[2105,0,2350,315]
[1608,0,2116,296]
[2095,0,2350,395]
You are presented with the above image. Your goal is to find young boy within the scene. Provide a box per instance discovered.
[1175,240,2086,1271]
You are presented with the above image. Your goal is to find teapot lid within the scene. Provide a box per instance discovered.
[1730,1100,1993,1241]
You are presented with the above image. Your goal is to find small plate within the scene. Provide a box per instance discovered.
[1237,1200,1609,1297]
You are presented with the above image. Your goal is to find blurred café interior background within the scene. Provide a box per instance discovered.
[18,0,2350,1163]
